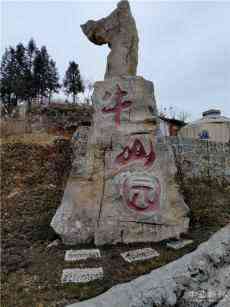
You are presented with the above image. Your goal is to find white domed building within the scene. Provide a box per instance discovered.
[180,109,230,143]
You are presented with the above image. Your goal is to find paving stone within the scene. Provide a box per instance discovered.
[61,268,103,284]
[65,249,101,261]
[121,247,159,263]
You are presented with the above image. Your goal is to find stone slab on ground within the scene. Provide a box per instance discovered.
[61,268,103,284]
[166,239,193,250]
[65,249,101,261]
[121,248,159,263]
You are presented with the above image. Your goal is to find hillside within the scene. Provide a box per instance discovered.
[1,133,230,307]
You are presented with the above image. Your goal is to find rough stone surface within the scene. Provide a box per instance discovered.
[51,76,189,245]
[216,290,230,307]
[66,224,230,306]
[51,0,189,245]
[164,136,230,179]
[166,239,194,250]
[64,128,230,180]
[81,0,139,79]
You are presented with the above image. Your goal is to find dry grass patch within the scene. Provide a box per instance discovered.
[0,132,69,146]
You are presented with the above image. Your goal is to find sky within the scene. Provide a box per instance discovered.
[1,0,230,120]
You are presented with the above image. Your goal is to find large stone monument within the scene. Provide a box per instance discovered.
[51,0,189,245]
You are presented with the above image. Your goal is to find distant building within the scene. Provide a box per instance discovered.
[159,116,186,136]
[180,109,230,143]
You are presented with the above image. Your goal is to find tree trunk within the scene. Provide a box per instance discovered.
[73,94,76,104]
[25,98,32,133]
[48,92,52,104]
[26,98,32,114]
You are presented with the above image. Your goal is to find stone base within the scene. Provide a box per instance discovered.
[95,218,189,245]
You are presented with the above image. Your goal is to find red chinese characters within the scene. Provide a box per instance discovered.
[123,176,161,212]
[102,84,133,128]
[115,139,155,168]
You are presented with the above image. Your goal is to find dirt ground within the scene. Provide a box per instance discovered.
[1,133,230,307]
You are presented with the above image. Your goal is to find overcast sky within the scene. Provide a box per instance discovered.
[1,0,230,120]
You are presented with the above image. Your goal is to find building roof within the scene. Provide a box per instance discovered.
[159,116,186,127]
[186,109,230,127]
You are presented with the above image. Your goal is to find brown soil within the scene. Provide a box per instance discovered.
[1,134,230,307]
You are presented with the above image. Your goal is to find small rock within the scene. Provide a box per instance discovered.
[7,190,20,199]
[48,184,56,189]
[47,239,60,249]
[166,239,194,250]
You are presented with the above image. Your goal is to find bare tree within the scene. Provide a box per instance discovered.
[159,105,191,122]
[83,79,94,104]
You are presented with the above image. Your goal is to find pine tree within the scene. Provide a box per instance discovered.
[63,61,84,103]
[14,43,31,102]
[0,47,19,115]
[47,59,60,103]
[33,46,49,103]
[25,39,37,112]
[27,38,37,70]
[1,39,60,114]
[1,43,33,106]
[0,48,13,105]
[33,46,60,104]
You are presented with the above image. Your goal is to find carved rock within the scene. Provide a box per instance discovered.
[51,76,189,245]
[51,1,189,245]
[81,0,139,79]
